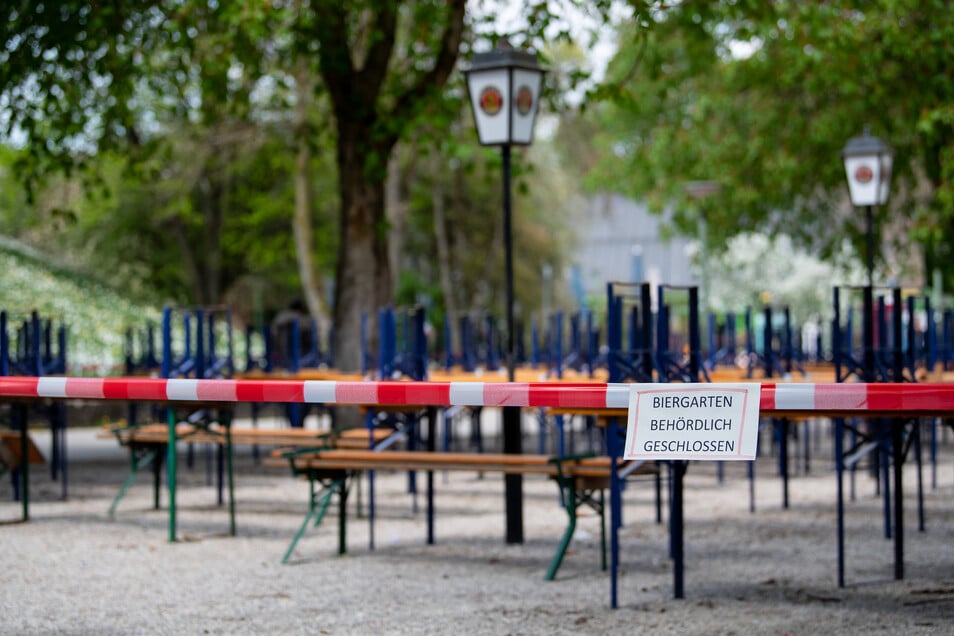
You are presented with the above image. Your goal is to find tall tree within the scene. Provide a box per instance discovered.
[292,53,331,327]
[580,0,954,289]
[0,1,292,306]
[1,0,642,372]
[298,0,465,370]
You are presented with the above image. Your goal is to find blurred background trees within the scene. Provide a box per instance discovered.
[1,1,952,371]
[575,0,954,295]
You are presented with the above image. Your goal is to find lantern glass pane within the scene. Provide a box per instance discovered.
[467,68,511,145]
[509,68,542,144]
[877,153,893,205]
[843,155,881,206]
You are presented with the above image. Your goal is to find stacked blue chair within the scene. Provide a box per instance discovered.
[158,306,235,498]
[706,311,738,371]
[161,305,234,381]
[1,310,68,507]
[830,285,924,587]
[125,321,161,376]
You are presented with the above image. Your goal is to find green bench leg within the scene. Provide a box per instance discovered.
[109,446,162,517]
[282,475,346,564]
[546,479,608,581]
[546,479,578,581]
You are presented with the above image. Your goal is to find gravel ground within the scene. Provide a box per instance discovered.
[2,420,954,635]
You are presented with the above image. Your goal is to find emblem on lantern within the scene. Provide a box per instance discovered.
[515,85,533,115]
[854,164,873,184]
[479,86,503,116]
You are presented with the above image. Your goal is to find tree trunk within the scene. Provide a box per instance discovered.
[312,0,465,373]
[474,176,504,314]
[203,165,224,305]
[432,152,459,355]
[333,133,393,373]
[171,217,203,303]
[293,59,330,331]
[385,152,407,294]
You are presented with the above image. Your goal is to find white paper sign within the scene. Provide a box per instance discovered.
[623,384,761,461]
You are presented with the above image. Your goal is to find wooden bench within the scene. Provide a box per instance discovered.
[1,429,45,522]
[102,422,393,450]
[100,419,397,523]
[266,447,658,579]
[0,429,44,476]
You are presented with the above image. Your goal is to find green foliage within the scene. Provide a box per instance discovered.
[0,240,162,374]
[578,0,954,288]
[1,0,637,373]
[0,1,341,321]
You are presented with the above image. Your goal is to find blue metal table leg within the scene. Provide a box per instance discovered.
[366,409,376,551]
[915,420,924,532]
[672,460,685,599]
[892,420,904,580]
[777,418,790,509]
[748,459,755,513]
[607,417,621,609]
[17,404,29,522]
[882,420,892,540]
[427,406,436,545]
[835,417,845,587]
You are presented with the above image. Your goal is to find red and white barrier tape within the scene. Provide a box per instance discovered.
[2,377,954,415]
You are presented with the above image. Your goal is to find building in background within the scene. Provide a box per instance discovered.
[569,192,697,309]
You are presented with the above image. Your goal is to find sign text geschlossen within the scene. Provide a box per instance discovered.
[623,384,761,461]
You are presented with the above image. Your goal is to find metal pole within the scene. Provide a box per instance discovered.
[503,144,515,383]
[502,144,524,544]
[672,460,685,599]
[166,406,177,542]
[17,403,29,522]
[866,205,874,289]
[893,422,904,580]
[864,204,875,383]
[863,287,875,383]
[835,417,846,587]
[427,406,436,545]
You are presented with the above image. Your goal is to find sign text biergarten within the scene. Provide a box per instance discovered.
[623,384,761,461]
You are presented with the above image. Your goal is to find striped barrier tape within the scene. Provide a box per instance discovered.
[1,377,954,415]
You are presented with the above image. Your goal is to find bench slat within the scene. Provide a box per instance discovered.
[0,430,45,466]
[100,424,391,450]
[269,449,656,479]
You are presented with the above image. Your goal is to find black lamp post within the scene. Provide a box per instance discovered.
[841,128,894,289]
[465,41,544,544]
[841,129,905,582]
[841,128,893,383]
